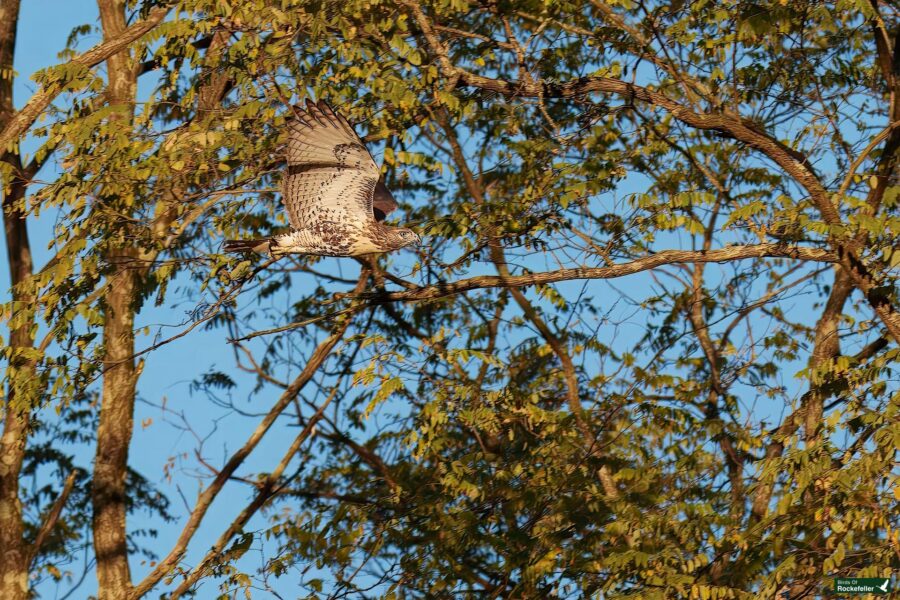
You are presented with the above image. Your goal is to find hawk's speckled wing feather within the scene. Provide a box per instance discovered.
[282,100,380,230]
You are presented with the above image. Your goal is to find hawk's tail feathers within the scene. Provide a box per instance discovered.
[223,238,272,254]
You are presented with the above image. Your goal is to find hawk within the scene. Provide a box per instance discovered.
[224,100,420,257]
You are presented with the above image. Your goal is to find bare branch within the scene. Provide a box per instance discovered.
[28,470,78,568]
[361,244,837,305]
[170,387,340,598]
[240,244,838,341]
[129,270,369,600]
[836,119,900,200]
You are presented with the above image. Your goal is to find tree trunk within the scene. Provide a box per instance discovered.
[0,0,34,597]
[92,1,139,598]
[93,266,138,599]
[0,177,32,600]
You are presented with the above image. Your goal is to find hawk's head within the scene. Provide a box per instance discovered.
[391,228,421,250]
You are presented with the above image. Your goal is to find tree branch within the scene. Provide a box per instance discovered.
[240,244,838,342]
[0,5,169,154]
[455,72,832,217]
[129,270,369,600]
[361,244,836,305]
[28,470,78,568]
[169,387,341,598]
[440,67,900,344]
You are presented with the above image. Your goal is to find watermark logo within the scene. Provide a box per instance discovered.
[833,577,891,595]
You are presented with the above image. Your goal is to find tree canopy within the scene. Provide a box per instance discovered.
[1,0,899,598]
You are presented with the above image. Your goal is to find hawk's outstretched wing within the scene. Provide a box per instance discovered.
[282,100,379,230]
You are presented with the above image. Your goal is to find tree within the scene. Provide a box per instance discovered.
[1,0,898,598]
